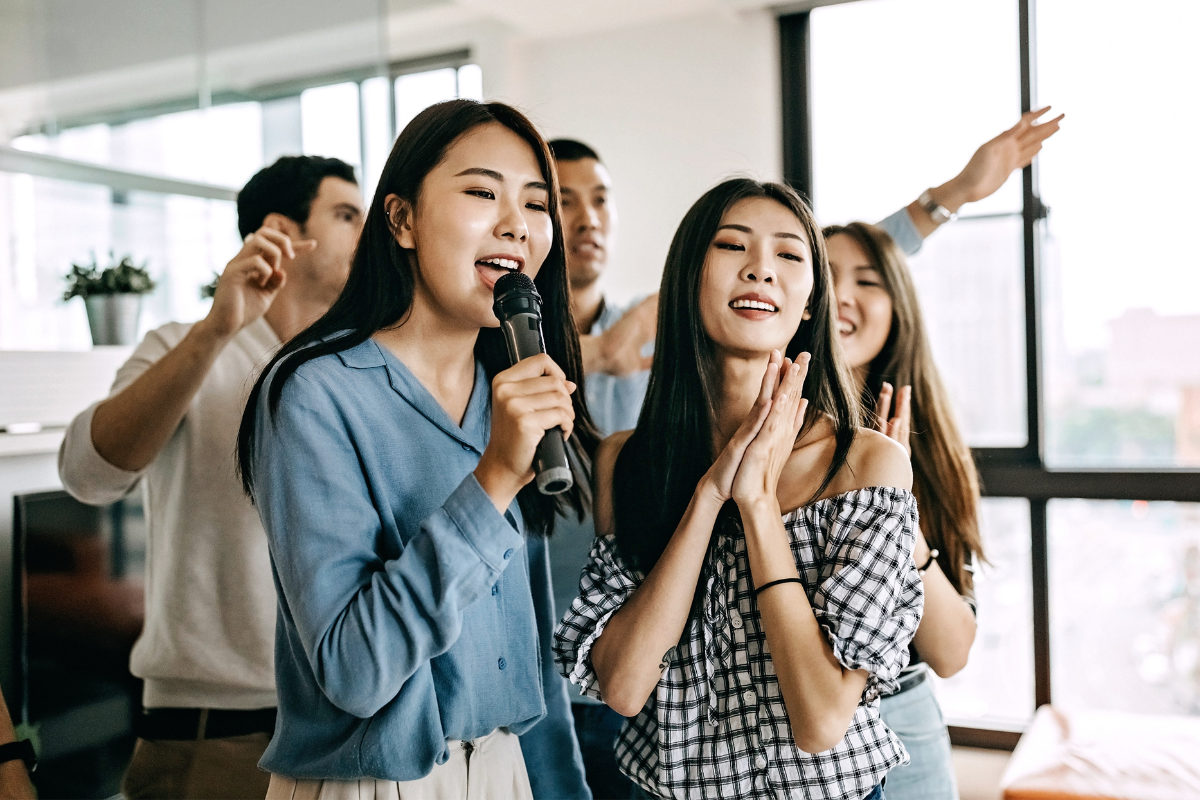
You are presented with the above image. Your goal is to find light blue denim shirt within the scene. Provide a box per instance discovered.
[251,338,588,797]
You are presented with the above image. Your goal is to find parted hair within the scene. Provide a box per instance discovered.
[823,221,984,593]
[612,179,860,576]
[238,99,599,536]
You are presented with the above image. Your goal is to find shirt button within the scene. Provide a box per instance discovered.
[491,584,499,595]
[503,549,514,559]
[461,444,472,451]
[498,657,507,670]
[742,689,756,706]
[730,611,743,629]
[755,754,768,770]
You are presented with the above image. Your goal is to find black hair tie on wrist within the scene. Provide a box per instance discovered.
[752,577,804,599]
[918,548,940,575]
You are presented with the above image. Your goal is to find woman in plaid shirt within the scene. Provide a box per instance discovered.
[554,178,923,799]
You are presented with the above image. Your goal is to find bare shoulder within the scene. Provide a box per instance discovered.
[593,429,635,537]
[842,428,913,493]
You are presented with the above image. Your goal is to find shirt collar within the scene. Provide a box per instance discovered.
[359,339,490,453]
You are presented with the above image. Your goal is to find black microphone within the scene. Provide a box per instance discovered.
[492,272,574,495]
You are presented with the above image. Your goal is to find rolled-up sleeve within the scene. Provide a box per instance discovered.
[57,328,177,505]
[254,372,526,719]
[552,534,640,702]
[877,207,925,256]
[810,490,923,703]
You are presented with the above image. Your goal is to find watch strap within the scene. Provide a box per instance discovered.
[918,189,956,225]
[0,739,36,772]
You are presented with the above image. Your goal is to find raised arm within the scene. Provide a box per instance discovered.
[733,356,915,753]
[880,107,1064,253]
[88,226,311,472]
[587,357,777,716]
[872,387,977,676]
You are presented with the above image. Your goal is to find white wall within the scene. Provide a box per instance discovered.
[501,10,782,305]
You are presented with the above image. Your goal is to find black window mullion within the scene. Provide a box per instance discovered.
[779,12,813,203]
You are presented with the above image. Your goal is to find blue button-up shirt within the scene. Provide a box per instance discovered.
[251,338,587,796]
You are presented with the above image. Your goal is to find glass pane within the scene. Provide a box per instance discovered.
[12,104,264,190]
[0,173,240,350]
[395,67,458,134]
[1050,500,1200,715]
[810,0,1027,447]
[301,82,362,169]
[360,76,393,200]
[908,217,1027,447]
[1039,1,1200,467]
[934,498,1035,727]
[457,64,484,101]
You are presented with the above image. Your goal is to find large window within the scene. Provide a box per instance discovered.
[1,57,482,350]
[789,0,1200,745]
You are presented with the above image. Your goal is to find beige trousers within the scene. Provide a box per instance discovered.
[265,729,533,800]
[121,732,272,799]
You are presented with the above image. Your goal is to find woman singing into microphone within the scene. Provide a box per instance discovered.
[555,179,923,799]
[238,100,596,798]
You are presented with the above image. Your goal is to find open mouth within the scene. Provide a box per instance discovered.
[729,299,778,313]
[837,318,856,335]
[476,256,523,289]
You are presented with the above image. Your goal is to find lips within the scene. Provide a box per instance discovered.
[837,316,856,335]
[475,254,524,290]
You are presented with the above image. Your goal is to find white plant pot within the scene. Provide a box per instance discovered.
[84,294,142,346]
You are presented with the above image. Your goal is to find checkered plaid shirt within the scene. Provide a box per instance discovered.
[554,487,924,800]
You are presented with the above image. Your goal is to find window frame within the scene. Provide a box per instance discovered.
[780,0,1200,750]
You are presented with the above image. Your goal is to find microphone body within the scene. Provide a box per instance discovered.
[492,273,574,495]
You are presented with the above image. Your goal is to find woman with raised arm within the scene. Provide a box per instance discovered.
[554,179,923,800]
[237,100,596,799]
[826,221,984,800]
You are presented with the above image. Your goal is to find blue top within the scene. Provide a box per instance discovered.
[251,338,588,797]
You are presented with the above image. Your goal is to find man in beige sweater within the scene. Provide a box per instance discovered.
[59,156,364,799]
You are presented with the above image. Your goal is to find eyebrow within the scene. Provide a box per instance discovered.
[717,223,805,242]
[455,167,549,192]
[334,202,363,216]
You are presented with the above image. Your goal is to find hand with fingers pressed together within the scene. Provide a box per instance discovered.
[204,226,318,340]
[730,352,811,508]
[875,381,912,455]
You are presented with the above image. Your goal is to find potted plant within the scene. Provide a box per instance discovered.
[63,252,157,346]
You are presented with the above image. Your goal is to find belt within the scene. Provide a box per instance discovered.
[893,666,928,696]
[134,707,277,741]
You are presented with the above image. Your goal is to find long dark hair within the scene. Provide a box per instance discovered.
[238,99,599,535]
[823,222,983,593]
[612,179,859,575]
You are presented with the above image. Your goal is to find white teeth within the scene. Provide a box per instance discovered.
[480,257,519,271]
[730,299,778,312]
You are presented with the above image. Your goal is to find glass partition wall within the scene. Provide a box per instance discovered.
[784,0,1200,746]
[1,57,482,350]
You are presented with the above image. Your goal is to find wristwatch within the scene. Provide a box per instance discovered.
[918,189,957,225]
[0,739,36,773]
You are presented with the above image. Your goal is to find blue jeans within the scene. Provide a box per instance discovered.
[878,673,957,800]
[572,702,633,800]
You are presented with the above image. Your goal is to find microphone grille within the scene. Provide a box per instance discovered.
[494,270,537,298]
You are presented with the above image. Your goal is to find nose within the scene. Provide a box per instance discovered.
[740,241,776,284]
[581,202,601,232]
[497,195,528,243]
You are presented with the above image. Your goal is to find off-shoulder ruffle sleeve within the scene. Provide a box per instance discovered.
[552,533,641,702]
[801,487,924,702]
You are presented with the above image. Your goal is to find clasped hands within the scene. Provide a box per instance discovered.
[702,350,811,512]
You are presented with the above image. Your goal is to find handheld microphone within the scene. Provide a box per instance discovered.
[492,271,574,495]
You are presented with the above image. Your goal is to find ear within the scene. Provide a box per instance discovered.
[262,212,302,240]
[385,194,416,249]
[802,306,812,321]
